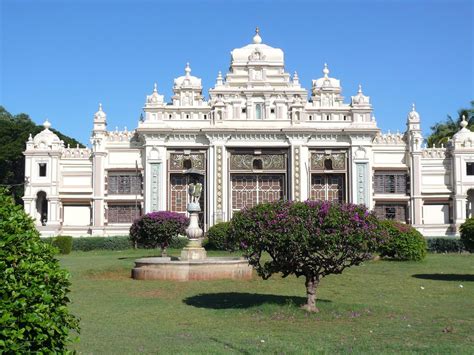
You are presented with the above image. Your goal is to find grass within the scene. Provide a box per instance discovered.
[60,250,474,354]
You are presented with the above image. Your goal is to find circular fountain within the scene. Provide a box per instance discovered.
[132,169,252,281]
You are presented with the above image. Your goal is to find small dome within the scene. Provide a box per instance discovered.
[94,103,107,121]
[452,115,474,144]
[407,103,420,121]
[32,119,61,149]
[174,63,202,88]
[146,83,165,106]
[312,63,341,89]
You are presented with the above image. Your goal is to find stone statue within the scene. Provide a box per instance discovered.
[188,182,203,205]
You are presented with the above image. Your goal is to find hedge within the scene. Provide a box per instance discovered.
[41,235,190,252]
[426,237,466,253]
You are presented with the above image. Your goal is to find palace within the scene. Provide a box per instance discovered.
[23,29,474,237]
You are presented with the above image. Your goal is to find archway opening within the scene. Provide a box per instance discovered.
[467,189,474,218]
[324,158,333,170]
[36,191,48,226]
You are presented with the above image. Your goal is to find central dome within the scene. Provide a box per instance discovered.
[230,28,284,66]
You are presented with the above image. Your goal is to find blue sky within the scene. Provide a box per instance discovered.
[1,0,472,145]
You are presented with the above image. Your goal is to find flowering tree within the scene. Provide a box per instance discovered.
[130,211,189,256]
[228,200,383,312]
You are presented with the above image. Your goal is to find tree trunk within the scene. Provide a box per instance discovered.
[302,275,320,312]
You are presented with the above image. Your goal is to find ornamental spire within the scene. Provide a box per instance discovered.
[216,71,223,86]
[185,62,191,77]
[358,84,362,94]
[323,63,329,78]
[253,27,262,44]
[43,119,51,130]
[460,114,468,129]
[153,82,158,93]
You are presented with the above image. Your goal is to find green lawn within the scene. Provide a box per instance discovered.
[60,250,474,354]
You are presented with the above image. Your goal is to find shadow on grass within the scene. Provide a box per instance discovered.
[412,274,474,282]
[183,292,330,309]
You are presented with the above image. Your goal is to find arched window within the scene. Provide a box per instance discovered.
[324,158,333,170]
[252,158,263,170]
[255,104,263,119]
[36,191,48,226]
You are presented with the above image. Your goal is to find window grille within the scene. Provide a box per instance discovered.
[108,174,142,195]
[107,205,141,224]
[374,172,408,194]
[374,203,407,222]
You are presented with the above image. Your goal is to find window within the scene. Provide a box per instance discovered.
[309,115,313,120]
[186,114,189,119]
[255,104,263,119]
[343,115,347,121]
[183,159,192,170]
[108,174,142,194]
[270,108,275,114]
[242,108,247,114]
[326,115,330,120]
[467,162,474,175]
[39,163,47,177]
[374,171,408,194]
[324,159,333,170]
[204,114,207,119]
[252,158,263,170]
[374,203,407,222]
[107,205,141,224]
[169,114,172,119]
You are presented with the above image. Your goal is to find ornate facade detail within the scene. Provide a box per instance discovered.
[373,132,405,145]
[169,153,205,171]
[150,163,160,212]
[293,146,301,200]
[62,147,92,159]
[310,152,346,170]
[229,154,286,171]
[421,148,448,159]
[106,129,135,142]
[216,146,224,214]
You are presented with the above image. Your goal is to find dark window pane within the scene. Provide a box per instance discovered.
[39,163,47,177]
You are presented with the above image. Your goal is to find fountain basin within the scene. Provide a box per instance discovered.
[132,256,253,281]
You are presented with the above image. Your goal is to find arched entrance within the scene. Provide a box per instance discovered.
[466,189,474,218]
[36,191,48,226]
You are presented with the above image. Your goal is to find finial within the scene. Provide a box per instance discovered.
[43,119,51,129]
[185,62,191,76]
[293,71,299,83]
[28,133,33,142]
[253,27,262,44]
[216,71,223,85]
[323,63,329,78]
[358,84,362,94]
[153,83,157,92]
[461,114,468,129]
[412,103,416,112]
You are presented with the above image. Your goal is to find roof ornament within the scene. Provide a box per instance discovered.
[43,119,51,130]
[460,114,468,129]
[358,84,363,94]
[28,133,33,142]
[323,63,329,78]
[153,83,158,93]
[253,27,262,44]
[293,71,300,85]
[216,71,223,86]
[185,62,191,77]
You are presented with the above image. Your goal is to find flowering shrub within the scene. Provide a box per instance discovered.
[129,211,189,255]
[459,217,474,252]
[0,188,79,352]
[378,220,427,260]
[228,200,384,312]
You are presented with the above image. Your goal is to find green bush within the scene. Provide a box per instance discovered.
[205,222,231,250]
[72,236,132,251]
[378,220,427,261]
[0,188,79,352]
[459,218,474,252]
[52,235,73,254]
[426,237,465,253]
[169,235,189,249]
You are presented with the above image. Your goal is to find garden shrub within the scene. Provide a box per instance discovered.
[205,222,231,250]
[0,188,79,352]
[378,220,427,260]
[130,211,189,255]
[52,235,73,254]
[426,237,465,253]
[228,200,384,312]
[459,218,474,252]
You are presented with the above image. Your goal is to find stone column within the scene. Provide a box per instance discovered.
[91,152,106,235]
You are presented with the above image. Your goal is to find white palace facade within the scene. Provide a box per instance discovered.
[23,30,474,237]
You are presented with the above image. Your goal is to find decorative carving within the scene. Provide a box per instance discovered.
[311,152,346,170]
[293,146,301,200]
[230,154,286,171]
[356,163,368,205]
[169,153,205,171]
[421,148,448,158]
[373,132,405,145]
[150,163,160,212]
[216,146,224,215]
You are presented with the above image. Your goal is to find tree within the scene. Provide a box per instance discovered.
[426,101,474,147]
[0,106,83,204]
[0,188,79,351]
[227,200,383,312]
